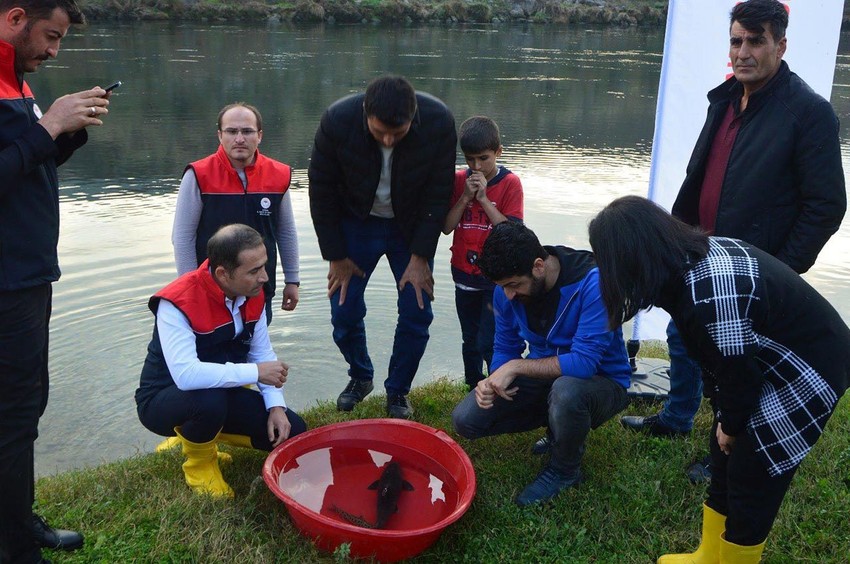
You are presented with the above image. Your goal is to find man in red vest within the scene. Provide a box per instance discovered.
[172,103,300,323]
[136,224,307,498]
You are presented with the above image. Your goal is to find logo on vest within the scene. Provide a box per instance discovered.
[258,197,272,217]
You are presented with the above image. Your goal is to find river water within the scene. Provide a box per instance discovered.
[29,22,850,475]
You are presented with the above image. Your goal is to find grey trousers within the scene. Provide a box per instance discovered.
[452,374,628,472]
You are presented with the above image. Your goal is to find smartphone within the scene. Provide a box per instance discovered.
[104,81,122,93]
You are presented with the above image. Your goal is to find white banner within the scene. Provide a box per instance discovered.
[637,0,844,340]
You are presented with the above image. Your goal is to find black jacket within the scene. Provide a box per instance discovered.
[308,91,456,261]
[658,237,850,476]
[0,40,87,290]
[671,61,845,274]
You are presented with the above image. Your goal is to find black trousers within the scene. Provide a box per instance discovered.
[137,385,307,451]
[706,415,797,546]
[0,284,52,564]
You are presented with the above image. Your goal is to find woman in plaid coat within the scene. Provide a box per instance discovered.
[588,196,850,564]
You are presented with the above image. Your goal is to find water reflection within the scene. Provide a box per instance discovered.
[32,23,850,476]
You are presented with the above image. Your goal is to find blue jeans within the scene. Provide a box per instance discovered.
[330,217,434,396]
[658,319,703,432]
[454,287,495,388]
[452,374,628,473]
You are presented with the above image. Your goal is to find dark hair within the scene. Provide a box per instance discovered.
[478,221,547,281]
[730,0,788,41]
[0,0,84,24]
[207,224,264,273]
[459,116,501,154]
[588,196,709,329]
[363,75,417,127]
[217,102,263,132]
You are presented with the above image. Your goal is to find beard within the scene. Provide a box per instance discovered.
[12,26,47,74]
[515,274,547,304]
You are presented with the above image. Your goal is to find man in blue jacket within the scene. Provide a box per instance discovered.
[1,1,112,561]
[452,221,631,506]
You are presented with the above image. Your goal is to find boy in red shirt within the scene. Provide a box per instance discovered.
[443,116,524,389]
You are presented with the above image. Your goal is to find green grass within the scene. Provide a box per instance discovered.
[37,352,850,562]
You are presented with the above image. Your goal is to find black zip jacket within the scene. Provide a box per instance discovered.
[672,61,845,274]
[308,91,456,261]
[0,40,87,290]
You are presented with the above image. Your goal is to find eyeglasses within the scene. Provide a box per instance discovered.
[220,128,259,137]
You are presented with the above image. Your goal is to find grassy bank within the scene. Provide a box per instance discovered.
[37,348,850,562]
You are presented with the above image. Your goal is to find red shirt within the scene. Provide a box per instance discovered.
[449,167,524,282]
[699,102,741,233]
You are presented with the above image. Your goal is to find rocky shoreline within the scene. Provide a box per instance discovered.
[80,0,668,26]
[80,0,850,29]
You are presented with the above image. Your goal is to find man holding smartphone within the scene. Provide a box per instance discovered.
[1,1,112,561]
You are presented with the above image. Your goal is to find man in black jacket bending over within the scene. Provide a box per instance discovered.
[308,75,456,419]
[622,0,846,450]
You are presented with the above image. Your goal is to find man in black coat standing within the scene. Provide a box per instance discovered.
[1,1,113,561]
[308,75,456,419]
[622,0,846,450]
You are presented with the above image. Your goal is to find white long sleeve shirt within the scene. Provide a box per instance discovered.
[156,297,286,411]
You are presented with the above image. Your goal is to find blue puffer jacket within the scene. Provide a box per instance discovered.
[0,40,87,291]
[491,246,631,389]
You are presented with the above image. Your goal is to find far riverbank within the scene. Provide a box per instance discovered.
[77,0,850,28]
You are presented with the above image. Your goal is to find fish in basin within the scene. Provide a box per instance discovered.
[331,461,414,529]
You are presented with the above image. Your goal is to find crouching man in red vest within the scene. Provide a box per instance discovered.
[135,224,307,497]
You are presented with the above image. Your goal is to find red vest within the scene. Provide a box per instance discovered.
[136,261,266,405]
[150,259,265,336]
[186,146,292,295]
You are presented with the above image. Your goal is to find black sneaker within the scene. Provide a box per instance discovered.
[620,413,689,437]
[531,435,551,455]
[686,454,713,484]
[32,513,83,551]
[337,378,374,411]
[515,466,584,507]
[386,394,413,419]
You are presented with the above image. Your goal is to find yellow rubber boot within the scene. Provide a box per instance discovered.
[175,428,234,498]
[217,432,254,449]
[719,536,765,563]
[658,504,726,564]
[155,436,181,452]
[158,434,232,464]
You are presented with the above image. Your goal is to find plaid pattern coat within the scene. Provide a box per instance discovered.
[665,237,850,477]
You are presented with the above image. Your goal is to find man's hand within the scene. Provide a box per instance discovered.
[489,362,520,400]
[716,422,736,455]
[327,258,365,306]
[475,363,519,409]
[257,361,288,388]
[281,283,299,311]
[38,87,110,139]
[398,254,434,310]
[267,406,291,447]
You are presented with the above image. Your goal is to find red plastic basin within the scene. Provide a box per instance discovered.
[263,419,476,562]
